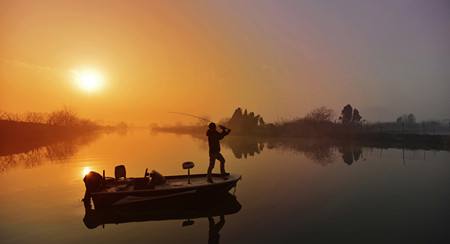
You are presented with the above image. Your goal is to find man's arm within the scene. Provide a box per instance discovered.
[219,125,231,139]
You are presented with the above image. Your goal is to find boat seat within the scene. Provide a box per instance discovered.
[182,161,195,184]
[115,165,126,180]
[182,161,194,169]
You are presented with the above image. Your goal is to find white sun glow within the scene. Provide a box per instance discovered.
[72,68,104,93]
[82,166,92,177]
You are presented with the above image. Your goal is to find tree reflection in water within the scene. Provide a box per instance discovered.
[221,137,367,166]
[267,139,338,166]
[224,136,264,159]
[152,130,369,165]
[0,132,101,173]
[339,145,363,165]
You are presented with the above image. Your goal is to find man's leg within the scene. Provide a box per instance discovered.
[207,154,215,182]
[217,153,227,176]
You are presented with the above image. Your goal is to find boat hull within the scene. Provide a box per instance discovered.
[90,173,240,209]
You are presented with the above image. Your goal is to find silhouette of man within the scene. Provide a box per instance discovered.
[206,123,231,182]
[208,215,225,244]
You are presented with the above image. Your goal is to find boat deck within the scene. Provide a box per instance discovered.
[103,174,239,193]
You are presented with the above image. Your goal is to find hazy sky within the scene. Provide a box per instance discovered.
[1,0,449,124]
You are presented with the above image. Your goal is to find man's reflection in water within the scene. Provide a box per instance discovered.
[208,215,225,244]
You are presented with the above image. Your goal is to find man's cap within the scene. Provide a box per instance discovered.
[208,122,216,129]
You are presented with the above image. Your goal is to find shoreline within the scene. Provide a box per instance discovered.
[152,126,450,151]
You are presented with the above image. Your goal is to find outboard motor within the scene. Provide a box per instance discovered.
[83,171,104,204]
[84,171,104,192]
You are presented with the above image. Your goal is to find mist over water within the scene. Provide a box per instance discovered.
[0,130,449,243]
[2,1,450,243]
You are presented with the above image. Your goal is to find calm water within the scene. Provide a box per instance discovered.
[0,130,449,243]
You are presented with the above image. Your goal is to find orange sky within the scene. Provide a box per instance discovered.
[1,1,449,124]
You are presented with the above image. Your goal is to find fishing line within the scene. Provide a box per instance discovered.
[168,111,228,128]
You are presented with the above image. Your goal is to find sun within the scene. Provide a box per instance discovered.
[72,68,105,93]
[81,166,92,177]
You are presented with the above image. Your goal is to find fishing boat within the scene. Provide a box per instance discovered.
[83,162,241,209]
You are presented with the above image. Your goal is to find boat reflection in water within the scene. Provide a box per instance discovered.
[83,193,241,243]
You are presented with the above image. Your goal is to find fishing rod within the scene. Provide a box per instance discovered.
[168,112,229,129]
[169,112,212,123]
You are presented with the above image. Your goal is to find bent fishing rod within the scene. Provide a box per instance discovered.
[168,112,229,129]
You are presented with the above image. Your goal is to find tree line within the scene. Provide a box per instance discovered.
[0,108,99,129]
[223,105,449,136]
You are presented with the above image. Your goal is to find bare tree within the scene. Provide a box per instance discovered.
[305,106,335,122]
[24,112,46,123]
[47,108,79,126]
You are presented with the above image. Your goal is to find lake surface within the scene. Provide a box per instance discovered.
[1,130,449,243]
